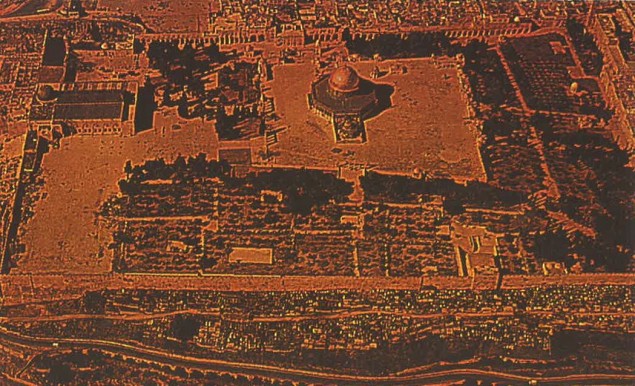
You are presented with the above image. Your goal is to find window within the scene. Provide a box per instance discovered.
[469,235,481,253]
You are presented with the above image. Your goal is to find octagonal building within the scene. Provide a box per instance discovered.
[308,65,379,143]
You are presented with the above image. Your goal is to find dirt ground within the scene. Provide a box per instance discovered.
[15,110,217,274]
[97,0,208,33]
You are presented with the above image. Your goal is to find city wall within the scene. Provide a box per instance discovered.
[0,273,632,306]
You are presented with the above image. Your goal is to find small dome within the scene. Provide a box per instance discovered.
[36,85,55,101]
[328,65,360,93]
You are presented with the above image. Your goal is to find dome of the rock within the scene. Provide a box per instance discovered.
[328,65,360,93]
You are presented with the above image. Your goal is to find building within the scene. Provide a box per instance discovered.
[38,32,68,84]
[308,65,379,143]
[29,81,138,138]
[452,221,502,290]
[229,247,273,264]
[591,12,635,152]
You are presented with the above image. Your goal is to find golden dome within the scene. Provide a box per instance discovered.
[328,65,360,93]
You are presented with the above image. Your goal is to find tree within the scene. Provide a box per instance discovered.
[443,197,465,216]
[532,229,572,267]
[124,160,133,181]
[249,169,353,215]
[82,291,106,314]
[173,156,187,181]
[46,362,75,385]
[199,256,217,270]
[170,314,200,342]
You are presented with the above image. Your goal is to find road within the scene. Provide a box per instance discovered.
[5,307,631,325]
[0,327,633,385]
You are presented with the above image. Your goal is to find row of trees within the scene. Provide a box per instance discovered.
[116,155,354,216]
[531,113,634,272]
[345,31,460,59]
[462,41,519,107]
[360,171,525,214]
[247,169,353,215]
[123,154,231,184]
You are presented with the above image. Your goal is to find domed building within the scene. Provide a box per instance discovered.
[36,85,56,102]
[308,65,379,143]
[29,81,138,138]
[328,66,360,94]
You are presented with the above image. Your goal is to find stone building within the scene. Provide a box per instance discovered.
[29,82,138,139]
[452,222,502,290]
[307,65,379,143]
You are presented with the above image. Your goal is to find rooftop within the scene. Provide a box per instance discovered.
[328,65,361,93]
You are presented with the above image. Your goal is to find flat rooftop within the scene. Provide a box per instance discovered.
[229,247,273,264]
